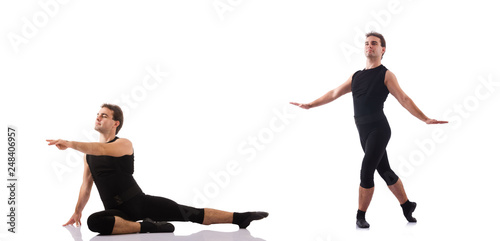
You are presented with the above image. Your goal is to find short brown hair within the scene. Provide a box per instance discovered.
[366,31,386,58]
[101,103,124,134]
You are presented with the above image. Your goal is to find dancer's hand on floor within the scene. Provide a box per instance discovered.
[63,212,82,227]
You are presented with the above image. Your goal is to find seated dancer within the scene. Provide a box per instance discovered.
[48,103,268,235]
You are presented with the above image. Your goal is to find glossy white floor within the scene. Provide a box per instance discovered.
[1,197,498,241]
[1,153,499,241]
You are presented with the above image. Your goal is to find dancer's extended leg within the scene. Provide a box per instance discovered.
[388,179,417,222]
[203,208,232,225]
[387,178,407,204]
[202,208,268,228]
[137,195,268,229]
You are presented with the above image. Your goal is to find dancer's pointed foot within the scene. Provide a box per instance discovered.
[233,212,269,229]
[401,200,417,223]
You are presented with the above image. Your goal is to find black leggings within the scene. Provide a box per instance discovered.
[355,112,399,189]
[87,194,204,235]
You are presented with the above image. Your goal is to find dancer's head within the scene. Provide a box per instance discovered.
[365,32,386,60]
[95,103,124,135]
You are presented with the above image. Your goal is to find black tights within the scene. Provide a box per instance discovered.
[355,112,399,189]
[87,194,204,235]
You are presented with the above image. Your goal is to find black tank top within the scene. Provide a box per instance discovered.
[86,137,143,209]
[351,64,389,118]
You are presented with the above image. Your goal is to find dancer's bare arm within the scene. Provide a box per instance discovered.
[385,70,447,124]
[46,138,133,157]
[63,155,93,227]
[290,74,353,109]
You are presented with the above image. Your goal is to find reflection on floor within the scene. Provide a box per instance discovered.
[64,225,266,241]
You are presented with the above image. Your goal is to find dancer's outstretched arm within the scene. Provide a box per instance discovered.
[290,74,353,109]
[46,138,133,157]
[385,70,447,124]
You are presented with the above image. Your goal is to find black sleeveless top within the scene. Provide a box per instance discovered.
[351,64,389,118]
[86,137,143,209]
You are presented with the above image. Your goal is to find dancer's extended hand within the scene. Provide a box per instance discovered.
[290,102,312,109]
[425,119,448,124]
[46,139,70,150]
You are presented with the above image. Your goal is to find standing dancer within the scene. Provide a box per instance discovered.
[290,32,447,228]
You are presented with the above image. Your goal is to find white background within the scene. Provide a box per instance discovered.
[1,0,499,240]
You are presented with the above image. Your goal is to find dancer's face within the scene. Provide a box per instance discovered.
[95,107,119,134]
[364,36,385,59]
